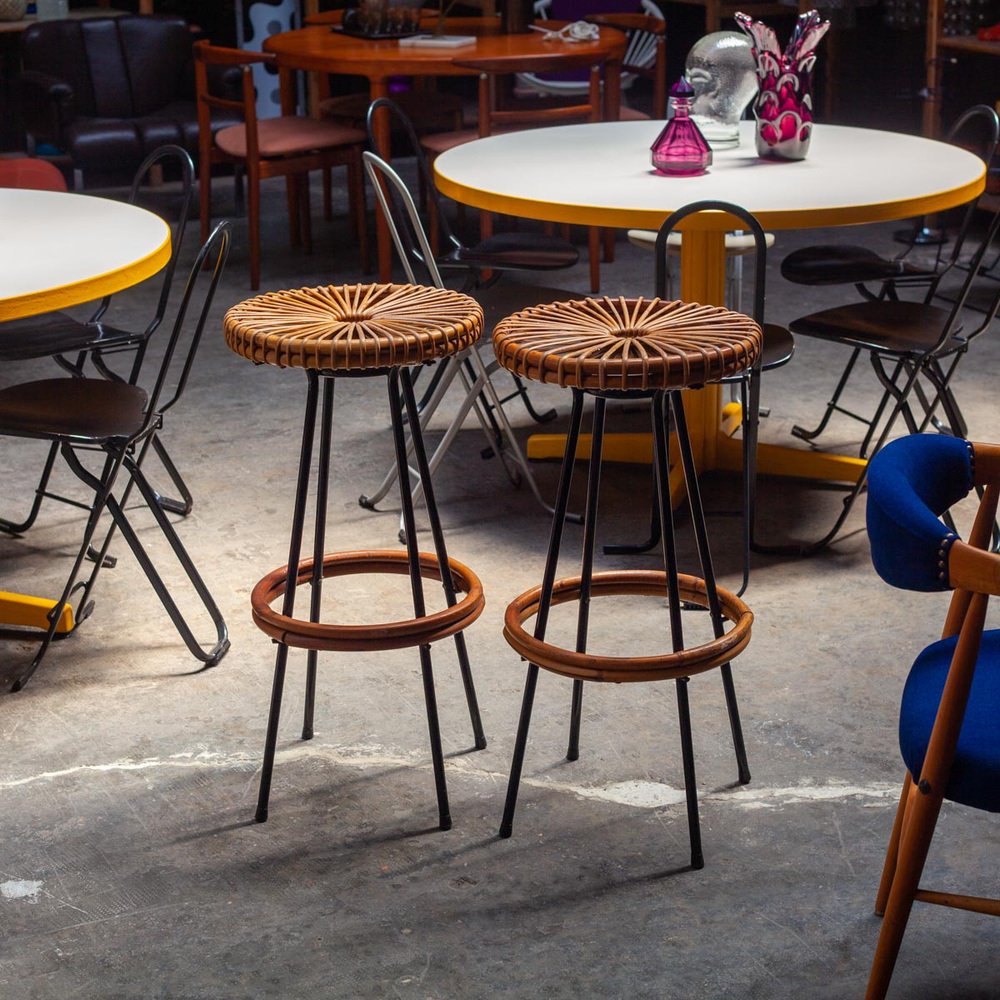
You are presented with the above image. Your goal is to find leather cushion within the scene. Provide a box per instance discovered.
[215,116,365,159]
[65,118,143,171]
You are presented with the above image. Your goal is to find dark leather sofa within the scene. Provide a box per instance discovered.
[18,15,241,186]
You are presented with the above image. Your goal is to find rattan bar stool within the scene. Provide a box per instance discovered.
[494,296,759,868]
[224,283,488,832]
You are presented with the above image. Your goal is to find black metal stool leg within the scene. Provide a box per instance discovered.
[500,390,587,839]
[256,372,321,823]
[669,393,751,786]
[303,376,336,741]
[399,367,486,751]
[388,369,451,831]
[567,395,607,762]
[651,392,704,868]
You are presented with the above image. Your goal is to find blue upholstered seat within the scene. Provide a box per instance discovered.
[900,631,1000,812]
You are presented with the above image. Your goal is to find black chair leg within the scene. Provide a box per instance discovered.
[303,377,336,742]
[499,390,586,839]
[670,393,751,786]
[0,441,60,536]
[256,372,321,823]
[791,347,863,443]
[651,392,705,868]
[565,395,607,761]
[388,367,452,831]
[399,366,487,751]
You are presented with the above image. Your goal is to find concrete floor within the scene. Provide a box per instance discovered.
[1,166,999,1000]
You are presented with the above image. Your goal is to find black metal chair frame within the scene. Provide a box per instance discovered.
[0,144,197,537]
[1,222,233,692]
[360,142,564,531]
[789,206,1000,554]
[605,201,788,598]
[366,97,571,427]
[785,105,1000,455]
[253,362,487,832]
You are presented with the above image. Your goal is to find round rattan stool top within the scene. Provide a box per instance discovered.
[493,296,761,392]
[224,283,483,372]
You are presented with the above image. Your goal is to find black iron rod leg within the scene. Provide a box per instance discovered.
[256,372,320,823]
[567,395,607,761]
[499,390,586,838]
[400,366,486,751]
[389,369,451,831]
[303,376,336,741]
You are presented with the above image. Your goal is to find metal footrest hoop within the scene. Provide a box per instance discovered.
[251,549,485,652]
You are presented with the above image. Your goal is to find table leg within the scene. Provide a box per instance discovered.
[525,228,867,493]
[368,79,395,282]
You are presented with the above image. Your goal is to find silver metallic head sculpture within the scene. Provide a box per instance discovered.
[684,31,758,148]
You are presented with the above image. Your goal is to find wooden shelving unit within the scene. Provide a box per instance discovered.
[923,0,1000,137]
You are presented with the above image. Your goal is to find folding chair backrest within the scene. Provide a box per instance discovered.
[141,221,231,429]
[937,104,1000,267]
[363,149,443,288]
[654,200,768,327]
[365,97,463,261]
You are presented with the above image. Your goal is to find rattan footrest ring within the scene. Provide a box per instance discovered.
[251,549,485,652]
[503,570,752,683]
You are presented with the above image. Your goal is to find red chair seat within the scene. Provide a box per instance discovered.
[215,116,365,159]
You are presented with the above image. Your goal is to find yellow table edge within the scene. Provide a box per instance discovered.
[0,227,172,323]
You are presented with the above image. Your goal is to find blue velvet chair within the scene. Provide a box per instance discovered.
[865,433,1000,999]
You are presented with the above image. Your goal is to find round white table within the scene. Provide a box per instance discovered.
[0,189,172,322]
[435,121,986,483]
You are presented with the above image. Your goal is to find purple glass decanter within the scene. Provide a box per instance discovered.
[650,78,713,176]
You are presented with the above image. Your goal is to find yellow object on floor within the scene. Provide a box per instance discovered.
[0,591,74,634]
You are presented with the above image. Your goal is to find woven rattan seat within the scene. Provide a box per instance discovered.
[492,296,761,393]
[224,283,482,372]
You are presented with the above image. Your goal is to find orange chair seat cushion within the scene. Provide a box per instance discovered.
[215,116,365,159]
[224,283,483,371]
[493,296,762,391]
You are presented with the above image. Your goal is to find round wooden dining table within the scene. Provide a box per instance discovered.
[434,119,986,490]
[263,18,626,279]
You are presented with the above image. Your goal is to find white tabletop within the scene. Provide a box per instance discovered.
[0,189,171,322]
[434,122,986,233]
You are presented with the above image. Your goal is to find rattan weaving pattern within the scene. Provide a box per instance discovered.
[493,296,761,391]
[224,283,483,371]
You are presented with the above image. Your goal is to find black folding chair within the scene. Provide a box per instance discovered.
[0,222,232,691]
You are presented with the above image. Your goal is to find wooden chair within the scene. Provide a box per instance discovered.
[194,40,369,290]
[422,49,610,291]
[585,11,667,119]
[0,157,67,192]
[864,433,1000,998]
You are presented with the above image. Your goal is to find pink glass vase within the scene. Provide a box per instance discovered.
[650,79,712,176]
[735,9,830,161]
